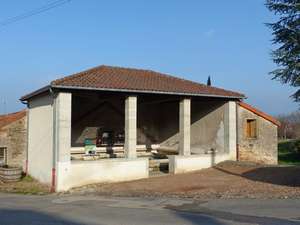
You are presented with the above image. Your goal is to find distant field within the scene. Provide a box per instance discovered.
[278,139,300,165]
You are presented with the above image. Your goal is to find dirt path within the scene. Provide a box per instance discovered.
[71,161,300,199]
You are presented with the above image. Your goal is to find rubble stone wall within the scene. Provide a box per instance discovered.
[237,106,278,165]
[0,114,27,169]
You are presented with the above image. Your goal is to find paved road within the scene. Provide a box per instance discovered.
[0,193,300,225]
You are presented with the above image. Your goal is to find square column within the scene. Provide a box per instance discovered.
[125,96,137,158]
[179,98,191,156]
[54,92,72,163]
[224,101,237,160]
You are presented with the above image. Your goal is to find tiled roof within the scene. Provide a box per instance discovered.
[238,102,280,126]
[50,65,244,98]
[21,65,245,101]
[0,110,26,130]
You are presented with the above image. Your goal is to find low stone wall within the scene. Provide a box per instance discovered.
[168,154,231,174]
[56,158,149,191]
[238,147,277,165]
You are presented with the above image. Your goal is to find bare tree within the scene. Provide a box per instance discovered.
[277,111,300,139]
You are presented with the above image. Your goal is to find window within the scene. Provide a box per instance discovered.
[246,119,257,138]
[0,147,7,166]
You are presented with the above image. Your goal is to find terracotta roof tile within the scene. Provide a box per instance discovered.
[50,65,245,98]
[238,102,280,126]
[0,110,26,130]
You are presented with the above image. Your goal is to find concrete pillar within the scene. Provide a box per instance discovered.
[54,92,72,191]
[179,98,191,156]
[125,96,137,158]
[224,101,237,160]
[55,92,72,162]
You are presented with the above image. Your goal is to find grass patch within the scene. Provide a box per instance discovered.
[21,175,34,182]
[278,139,300,166]
[0,175,50,195]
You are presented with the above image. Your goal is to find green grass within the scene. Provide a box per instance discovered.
[21,175,34,182]
[278,139,300,166]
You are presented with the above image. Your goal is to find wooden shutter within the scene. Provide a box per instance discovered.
[246,119,257,138]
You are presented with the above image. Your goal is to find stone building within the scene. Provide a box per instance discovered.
[20,65,279,191]
[237,102,279,165]
[0,110,27,169]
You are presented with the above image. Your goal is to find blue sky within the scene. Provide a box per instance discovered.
[0,0,298,115]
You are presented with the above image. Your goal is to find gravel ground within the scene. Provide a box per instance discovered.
[70,161,300,199]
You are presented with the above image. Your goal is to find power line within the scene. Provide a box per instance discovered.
[0,0,71,28]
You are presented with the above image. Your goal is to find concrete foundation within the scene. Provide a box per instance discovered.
[56,158,149,191]
[169,154,231,174]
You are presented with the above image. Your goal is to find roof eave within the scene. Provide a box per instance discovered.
[51,84,246,99]
[20,85,51,102]
[238,102,280,126]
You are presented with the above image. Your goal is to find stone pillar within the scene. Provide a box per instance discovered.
[224,101,237,160]
[179,98,191,156]
[54,92,72,191]
[125,96,137,158]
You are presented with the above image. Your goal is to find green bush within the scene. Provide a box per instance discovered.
[294,140,300,153]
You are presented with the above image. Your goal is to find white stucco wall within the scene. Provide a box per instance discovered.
[27,94,54,184]
[56,158,149,191]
